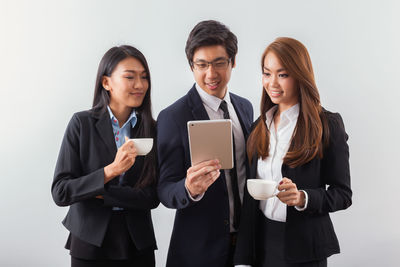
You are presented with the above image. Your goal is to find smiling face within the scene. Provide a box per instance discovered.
[192,45,235,99]
[262,52,299,112]
[102,56,148,111]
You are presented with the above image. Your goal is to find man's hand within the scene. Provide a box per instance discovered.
[185,159,221,197]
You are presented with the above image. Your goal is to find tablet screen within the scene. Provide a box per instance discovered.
[187,119,233,169]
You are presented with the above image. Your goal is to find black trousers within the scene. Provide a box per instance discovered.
[71,253,154,267]
[256,211,327,267]
[226,232,238,267]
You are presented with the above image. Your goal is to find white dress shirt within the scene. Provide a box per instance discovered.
[189,84,246,233]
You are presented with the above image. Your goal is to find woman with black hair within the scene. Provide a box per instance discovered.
[52,45,158,267]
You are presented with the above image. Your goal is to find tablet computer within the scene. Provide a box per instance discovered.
[187,119,233,169]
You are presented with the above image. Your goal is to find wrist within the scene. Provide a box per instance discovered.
[298,191,306,207]
[104,164,117,183]
[184,180,198,198]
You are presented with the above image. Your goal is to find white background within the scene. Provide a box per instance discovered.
[1,0,399,266]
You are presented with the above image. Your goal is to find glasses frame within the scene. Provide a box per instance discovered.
[191,58,231,71]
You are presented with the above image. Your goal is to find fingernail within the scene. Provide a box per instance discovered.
[279,181,283,185]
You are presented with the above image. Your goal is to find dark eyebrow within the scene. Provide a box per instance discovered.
[123,70,147,74]
[213,57,228,61]
[263,67,286,72]
[194,57,228,62]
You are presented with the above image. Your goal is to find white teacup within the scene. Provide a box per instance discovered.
[129,138,153,156]
[247,179,278,200]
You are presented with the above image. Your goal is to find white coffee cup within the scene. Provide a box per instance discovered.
[247,179,278,200]
[129,138,153,156]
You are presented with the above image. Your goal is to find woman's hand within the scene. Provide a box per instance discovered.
[277,177,305,207]
[104,136,137,183]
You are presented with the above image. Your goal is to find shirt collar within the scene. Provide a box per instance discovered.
[265,103,299,129]
[284,103,300,122]
[265,105,278,129]
[107,106,137,128]
[195,83,231,112]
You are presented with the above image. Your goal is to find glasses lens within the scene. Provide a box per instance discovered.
[194,62,208,70]
[214,60,229,69]
[193,59,230,71]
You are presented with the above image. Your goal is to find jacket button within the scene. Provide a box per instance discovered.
[181,199,187,205]
[224,220,229,226]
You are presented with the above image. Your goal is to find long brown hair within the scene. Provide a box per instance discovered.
[247,37,329,167]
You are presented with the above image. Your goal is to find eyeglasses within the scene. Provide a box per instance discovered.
[192,58,231,71]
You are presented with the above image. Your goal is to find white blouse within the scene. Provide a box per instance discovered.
[257,104,306,222]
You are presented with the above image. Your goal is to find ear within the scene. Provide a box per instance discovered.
[102,76,111,91]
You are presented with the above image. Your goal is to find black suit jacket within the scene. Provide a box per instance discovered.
[157,85,253,267]
[52,109,159,250]
[234,110,352,264]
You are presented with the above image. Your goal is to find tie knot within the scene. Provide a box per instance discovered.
[219,100,228,112]
[219,100,230,119]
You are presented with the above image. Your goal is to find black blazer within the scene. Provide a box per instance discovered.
[157,85,253,267]
[52,109,159,250]
[234,110,352,264]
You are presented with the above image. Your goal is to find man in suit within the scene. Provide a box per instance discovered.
[157,20,253,267]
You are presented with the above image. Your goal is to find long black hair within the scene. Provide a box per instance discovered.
[92,45,157,188]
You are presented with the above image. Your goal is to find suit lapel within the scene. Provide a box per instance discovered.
[95,110,117,157]
[230,94,250,138]
[187,85,210,121]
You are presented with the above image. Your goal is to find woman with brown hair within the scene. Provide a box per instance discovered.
[234,37,352,267]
